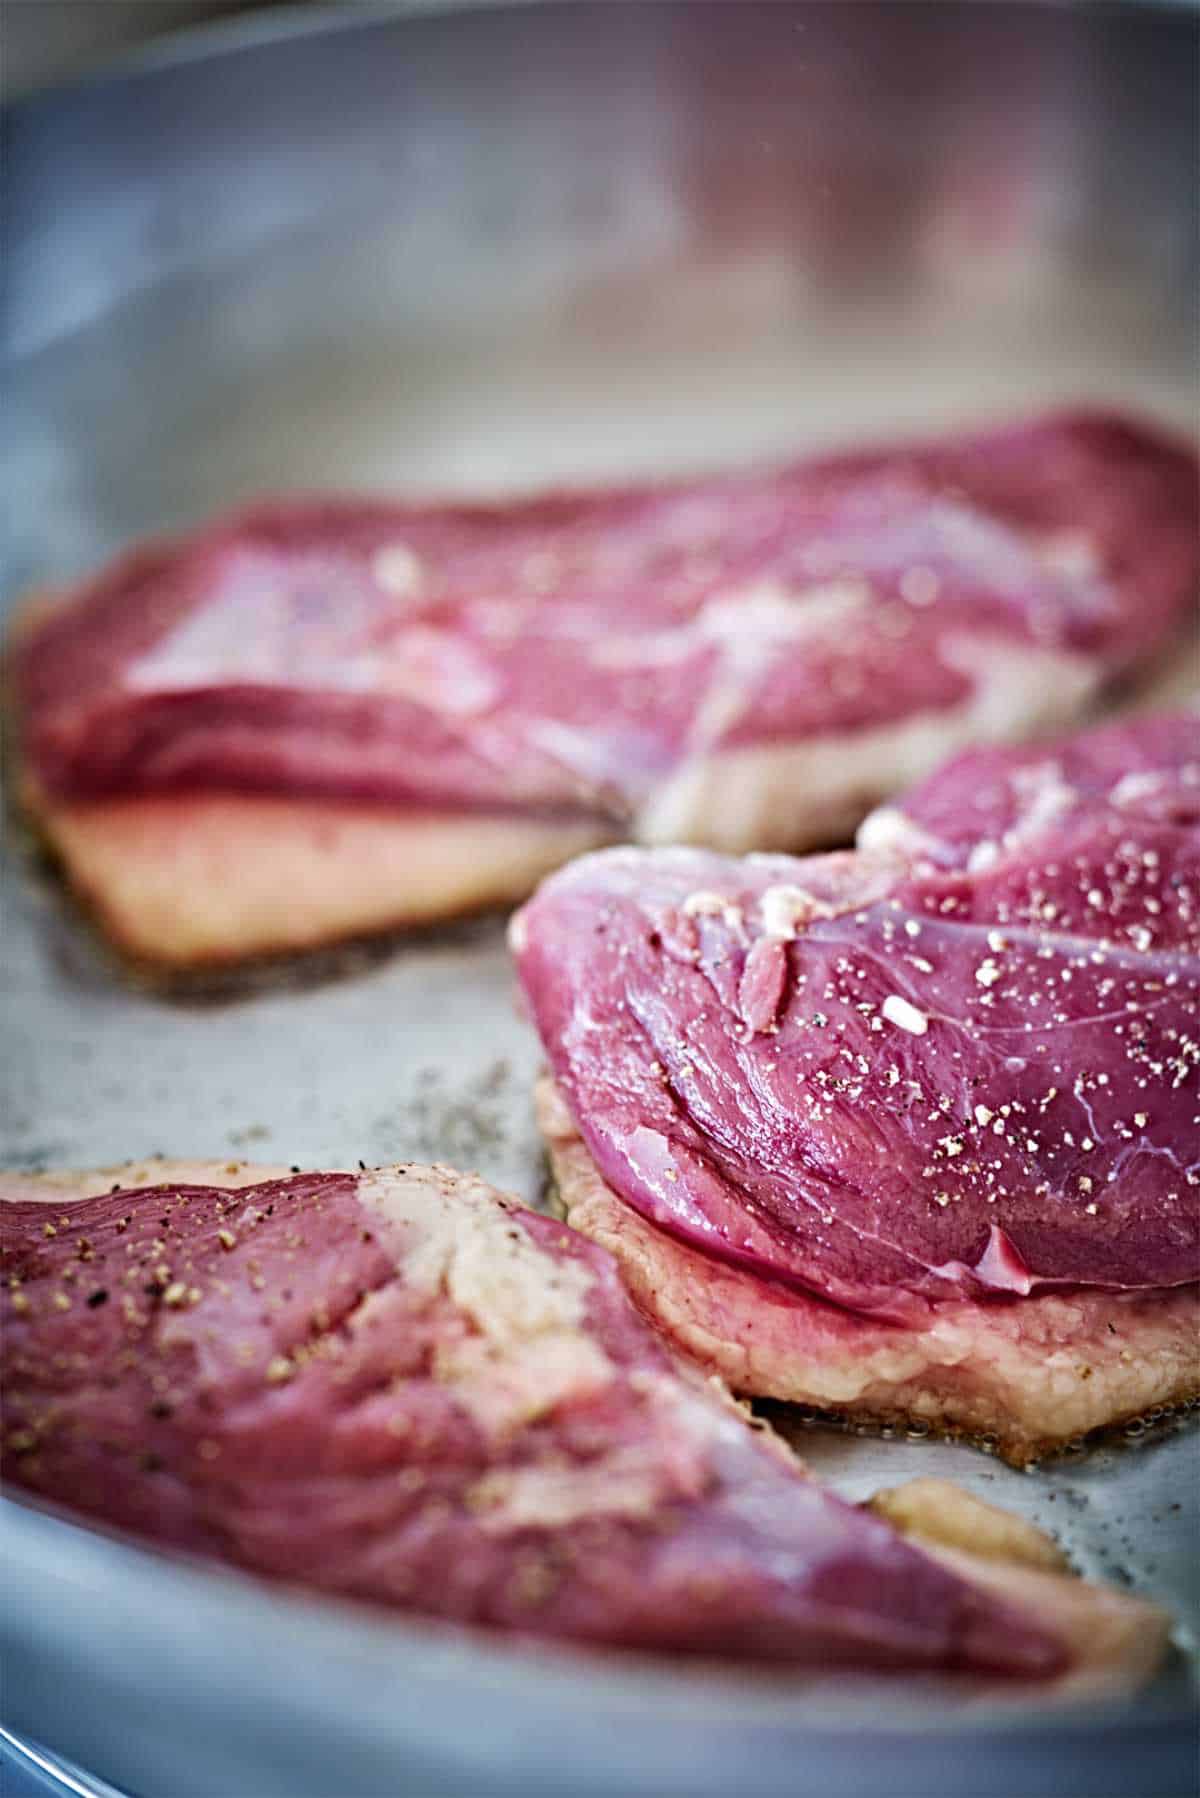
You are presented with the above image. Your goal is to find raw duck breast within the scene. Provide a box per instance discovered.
[0,1159,1167,1690]
[514,713,1200,1464]
[12,409,1198,966]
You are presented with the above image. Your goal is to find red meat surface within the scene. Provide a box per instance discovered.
[2,1161,1063,1677]
[17,412,1197,824]
[513,713,1200,1310]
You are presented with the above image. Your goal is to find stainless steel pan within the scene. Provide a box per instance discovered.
[2,5,1197,1793]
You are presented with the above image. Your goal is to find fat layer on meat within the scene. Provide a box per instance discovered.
[516,714,1200,1456]
[539,1078,1198,1465]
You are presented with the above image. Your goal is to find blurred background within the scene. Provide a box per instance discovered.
[3,0,281,94]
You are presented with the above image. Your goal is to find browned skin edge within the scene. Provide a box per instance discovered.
[1,1158,1172,1694]
[536,1077,1200,1468]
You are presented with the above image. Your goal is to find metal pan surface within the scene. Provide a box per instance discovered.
[1,5,1197,1794]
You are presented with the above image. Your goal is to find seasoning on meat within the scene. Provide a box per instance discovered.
[1,1159,1091,1677]
[514,713,1200,1462]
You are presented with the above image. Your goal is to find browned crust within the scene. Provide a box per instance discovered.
[536,1076,1200,1467]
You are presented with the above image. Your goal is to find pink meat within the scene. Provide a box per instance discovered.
[512,713,1200,1314]
[16,411,1197,817]
[0,1166,1060,1676]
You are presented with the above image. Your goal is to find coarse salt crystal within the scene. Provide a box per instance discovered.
[881,994,928,1036]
